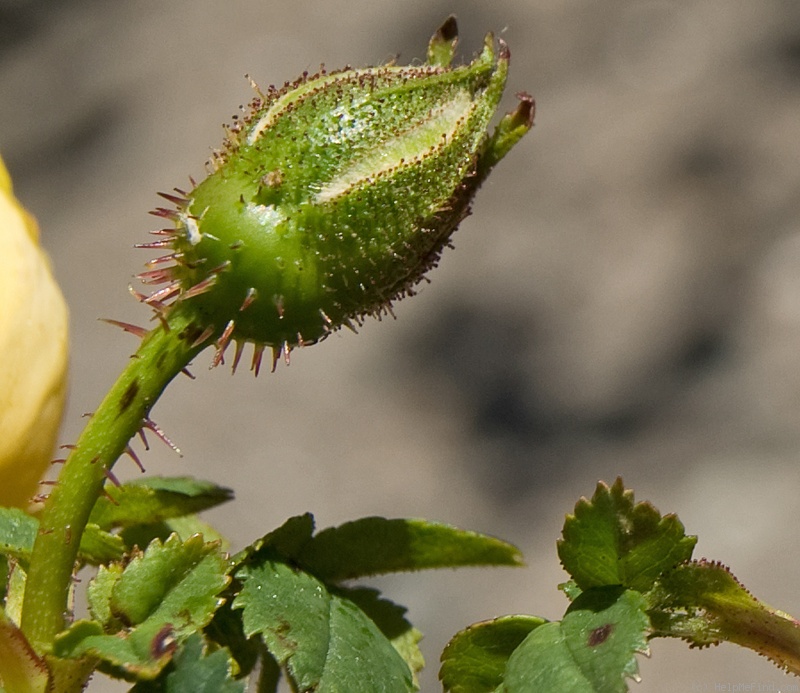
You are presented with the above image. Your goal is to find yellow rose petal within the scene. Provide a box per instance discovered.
[0,155,68,507]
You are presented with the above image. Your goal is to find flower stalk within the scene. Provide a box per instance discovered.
[20,304,212,652]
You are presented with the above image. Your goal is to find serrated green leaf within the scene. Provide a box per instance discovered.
[558,478,696,592]
[4,562,25,625]
[90,477,233,531]
[87,563,124,627]
[650,560,800,675]
[0,508,37,563]
[0,508,124,567]
[204,599,261,679]
[229,514,315,570]
[343,587,425,685]
[262,513,315,557]
[440,615,546,693]
[233,552,415,692]
[500,588,649,693]
[559,580,582,602]
[53,619,169,680]
[129,633,244,693]
[57,535,229,679]
[299,517,523,581]
[80,523,126,564]
[120,515,229,552]
[111,534,228,631]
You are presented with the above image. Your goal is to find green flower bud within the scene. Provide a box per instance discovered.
[139,18,533,371]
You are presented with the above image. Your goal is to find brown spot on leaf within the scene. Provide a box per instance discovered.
[588,624,613,647]
[151,624,177,659]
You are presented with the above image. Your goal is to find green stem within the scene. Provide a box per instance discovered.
[20,304,212,653]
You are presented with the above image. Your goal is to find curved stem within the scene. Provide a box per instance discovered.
[20,304,212,653]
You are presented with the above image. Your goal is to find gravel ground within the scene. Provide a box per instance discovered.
[3,1,800,690]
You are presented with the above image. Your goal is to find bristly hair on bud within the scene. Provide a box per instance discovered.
[137,16,534,371]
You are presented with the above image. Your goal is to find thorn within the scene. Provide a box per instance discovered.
[240,287,258,312]
[101,489,120,505]
[319,309,333,326]
[209,261,231,275]
[145,252,183,268]
[39,480,58,487]
[296,332,305,347]
[284,342,291,366]
[156,312,171,331]
[134,238,175,250]
[137,428,150,451]
[149,227,178,237]
[149,207,180,221]
[125,445,146,473]
[247,73,266,100]
[191,325,216,349]
[231,340,245,374]
[128,285,150,303]
[342,318,358,334]
[50,458,67,465]
[270,345,282,372]
[189,175,198,189]
[136,267,177,285]
[104,468,121,487]
[100,319,149,339]
[143,418,182,456]
[145,283,181,305]
[157,191,189,207]
[182,274,218,300]
[60,444,78,450]
[181,367,196,379]
[212,320,236,368]
[252,344,265,376]
[30,494,49,504]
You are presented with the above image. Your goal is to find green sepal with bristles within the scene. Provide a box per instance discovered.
[427,15,459,67]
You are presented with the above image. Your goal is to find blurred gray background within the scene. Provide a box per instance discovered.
[3,0,800,690]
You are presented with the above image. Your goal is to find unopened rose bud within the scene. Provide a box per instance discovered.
[139,17,533,371]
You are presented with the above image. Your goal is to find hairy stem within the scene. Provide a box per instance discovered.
[21,304,212,653]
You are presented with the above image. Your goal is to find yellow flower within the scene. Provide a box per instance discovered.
[0,155,68,507]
